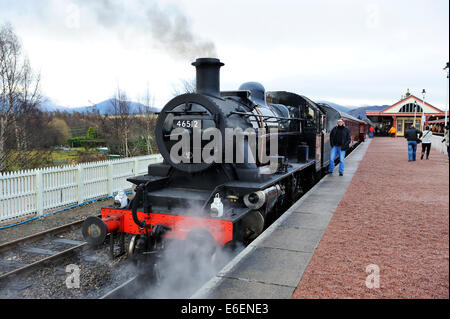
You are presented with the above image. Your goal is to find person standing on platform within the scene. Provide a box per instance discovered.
[369,126,374,138]
[420,125,432,160]
[389,125,396,137]
[327,119,351,176]
[404,126,423,162]
[442,124,449,162]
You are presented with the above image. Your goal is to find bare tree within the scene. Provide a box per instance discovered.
[109,87,132,157]
[138,86,156,155]
[0,23,41,171]
[171,78,196,97]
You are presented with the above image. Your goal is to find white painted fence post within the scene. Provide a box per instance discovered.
[107,162,113,196]
[76,166,83,204]
[36,169,43,215]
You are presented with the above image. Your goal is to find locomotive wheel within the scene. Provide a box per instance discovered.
[128,234,140,259]
[184,228,217,260]
[128,235,161,281]
[128,234,147,270]
[240,210,264,243]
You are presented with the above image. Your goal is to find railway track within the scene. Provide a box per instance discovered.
[100,275,139,298]
[0,219,89,282]
[0,214,140,299]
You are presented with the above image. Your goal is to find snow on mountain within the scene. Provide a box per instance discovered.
[39,97,160,114]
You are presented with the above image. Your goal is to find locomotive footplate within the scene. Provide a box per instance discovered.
[224,160,316,195]
[84,206,252,248]
[146,187,211,210]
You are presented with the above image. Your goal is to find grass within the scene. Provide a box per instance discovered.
[5,148,104,171]
[51,150,80,164]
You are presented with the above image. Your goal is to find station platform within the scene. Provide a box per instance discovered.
[193,137,449,299]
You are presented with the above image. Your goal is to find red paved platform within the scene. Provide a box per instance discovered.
[292,137,449,298]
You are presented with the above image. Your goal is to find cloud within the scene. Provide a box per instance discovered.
[0,0,448,108]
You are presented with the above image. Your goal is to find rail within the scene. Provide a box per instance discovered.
[0,154,163,222]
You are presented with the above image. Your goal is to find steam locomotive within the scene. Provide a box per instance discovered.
[82,58,367,261]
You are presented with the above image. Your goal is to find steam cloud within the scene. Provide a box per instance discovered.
[141,203,241,298]
[108,203,242,299]
[80,0,217,60]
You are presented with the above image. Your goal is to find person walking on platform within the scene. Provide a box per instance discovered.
[327,118,351,176]
[389,126,396,137]
[442,124,449,162]
[420,125,432,160]
[404,126,423,162]
[369,126,374,138]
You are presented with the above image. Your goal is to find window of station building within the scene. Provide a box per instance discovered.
[415,119,421,129]
[397,120,403,133]
[399,103,423,113]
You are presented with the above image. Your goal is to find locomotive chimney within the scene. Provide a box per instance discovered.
[192,58,224,97]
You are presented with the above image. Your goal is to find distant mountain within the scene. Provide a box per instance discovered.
[71,98,161,114]
[39,98,73,113]
[348,105,388,119]
[39,97,160,114]
[316,101,352,113]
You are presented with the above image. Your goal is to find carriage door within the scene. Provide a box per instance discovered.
[320,115,325,169]
[315,110,322,172]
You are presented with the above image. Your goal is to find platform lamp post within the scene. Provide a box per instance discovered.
[444,62,449,127]
[421,89,426,130]
[413,100,417,129]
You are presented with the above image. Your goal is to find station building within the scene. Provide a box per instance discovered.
[366,93,446,137]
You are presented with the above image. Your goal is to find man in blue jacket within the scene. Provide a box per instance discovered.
[327,119,351,176]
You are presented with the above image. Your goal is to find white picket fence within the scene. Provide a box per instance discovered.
[431,134,447,154]
[0,154,163,223]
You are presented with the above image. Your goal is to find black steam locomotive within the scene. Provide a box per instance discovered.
[82,58,366,260]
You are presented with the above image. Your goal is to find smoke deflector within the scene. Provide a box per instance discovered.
[192,58,224,97]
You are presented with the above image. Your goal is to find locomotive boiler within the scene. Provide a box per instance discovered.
[82,58,365,262]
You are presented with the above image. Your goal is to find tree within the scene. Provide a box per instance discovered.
[108,87,132,157]
[49,117,72,145]
[171,78,196,96]
[0,23,41,171]
[138,86,157,155]
[86,126,96,139]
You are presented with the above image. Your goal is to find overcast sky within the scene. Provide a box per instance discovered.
[1,0,449,109]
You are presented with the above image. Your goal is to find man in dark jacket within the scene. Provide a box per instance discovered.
[404,126,423,161]
[327,119,351,176]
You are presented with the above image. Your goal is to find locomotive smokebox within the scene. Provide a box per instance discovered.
[192,58,224,97]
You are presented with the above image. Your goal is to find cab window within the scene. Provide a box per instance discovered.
[305,107,316,129]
